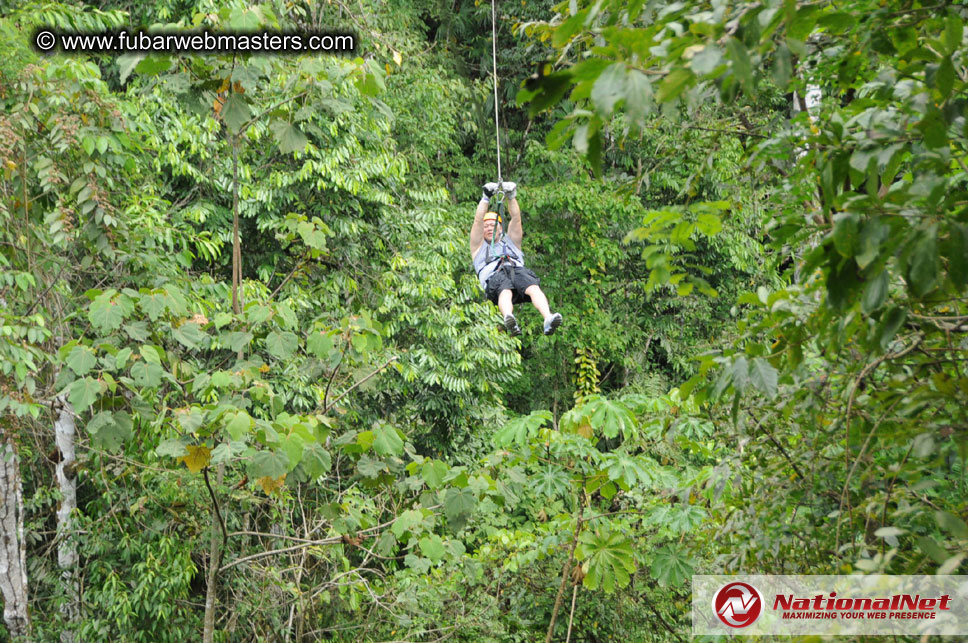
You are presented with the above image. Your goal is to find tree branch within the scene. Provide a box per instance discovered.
[221,504,440,573]
[545,499,583,643]
[323,355,399,414]
[203,466,228,547]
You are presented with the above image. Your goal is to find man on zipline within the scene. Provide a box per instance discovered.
[470,181,563,336]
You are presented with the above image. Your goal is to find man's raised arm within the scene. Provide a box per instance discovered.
[469,197,488,257]
[507,186,522,248]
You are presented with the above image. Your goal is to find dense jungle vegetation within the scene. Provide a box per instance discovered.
[1,0,966,640]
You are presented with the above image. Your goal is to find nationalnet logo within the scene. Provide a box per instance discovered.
[713,581,764,628]
[694,575,968,636]
[772,590,952,620]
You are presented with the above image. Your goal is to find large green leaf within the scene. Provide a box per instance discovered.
[856,218,890,269]
[936,511,968,540]
[265,331,298,360]
[391,509,424,538]
[876,306,907,350]
[134,55,172,78]
[827,259,861,311]
[270,121,309,154]
[520,70,574,116]
[534,466,571,498]
[372,423,404,456]
[124,322,149,343]
[916,535,949,565]
[300,442,331,478]
[832,213,859,258]
[114,347,132,369]
[87,410,132,451]
[68,377,100,412]
[662,505,708,534]
[356,59,386,96]
[421,460,448,489]
[221,94,251,134]
[225,411,252,442]
[173,322,206,350]
[66,346,97,376]
[624,69,652,124]
[156,438,188,458]
[248,450,289,479]
[139,345,162,365]
[494,410,552,447]
[861,271,888,314]
[129,362,164,388]
[731,356,749,394]
[696,213,722,236]
[585,395,637,439]
[944,13,964,53]
[936,56,954,98]
[590,63,626,117]
[691,45,723,75]
[444,487,477,523]
[576,529,637,593]
[907,227,939,297]
[356,454,386,478]
[749,358,778,399]
[725,37,752,89]
[175,407,205,434]
[603,452,653,489]
[89,290,124,333]
[297,222,328,251]
[650,544,694,587]
[117,53,146,84]
[281,434,305,470]
[418,535,446,562]
[224,331,253,353]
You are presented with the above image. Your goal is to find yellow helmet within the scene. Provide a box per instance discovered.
[483,211,502,224]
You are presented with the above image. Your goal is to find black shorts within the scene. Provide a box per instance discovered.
[484,264,540,304]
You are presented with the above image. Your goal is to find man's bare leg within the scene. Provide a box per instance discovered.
[525,285,552,319]
[526,285,563,335]
[498,289,522,336]
[497,289,514,317]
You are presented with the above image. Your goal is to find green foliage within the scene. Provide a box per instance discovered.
[576,528,636,592]
[5,0,963,640]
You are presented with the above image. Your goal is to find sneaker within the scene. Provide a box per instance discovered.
[543,313,562,336]
[504,314,522,336]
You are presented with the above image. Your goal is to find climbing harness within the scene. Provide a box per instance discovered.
[475,197,523,287]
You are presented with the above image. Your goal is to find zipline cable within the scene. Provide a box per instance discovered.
[487,0,505,263]
[490,0,502,185]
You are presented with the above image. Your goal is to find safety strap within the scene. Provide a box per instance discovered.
[486,189,506,263]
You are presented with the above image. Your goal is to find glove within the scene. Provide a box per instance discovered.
[500,181,517,201]
[482,182,499,201]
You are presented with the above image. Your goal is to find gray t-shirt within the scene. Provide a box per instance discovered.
[472,236,525,289]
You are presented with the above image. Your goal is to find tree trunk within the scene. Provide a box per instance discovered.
[205,124,242,643]
[54,395,78,641]
[545,502,583,643]
[792,82,823,284]
[202,464,224,643]
[0,438,30,639]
